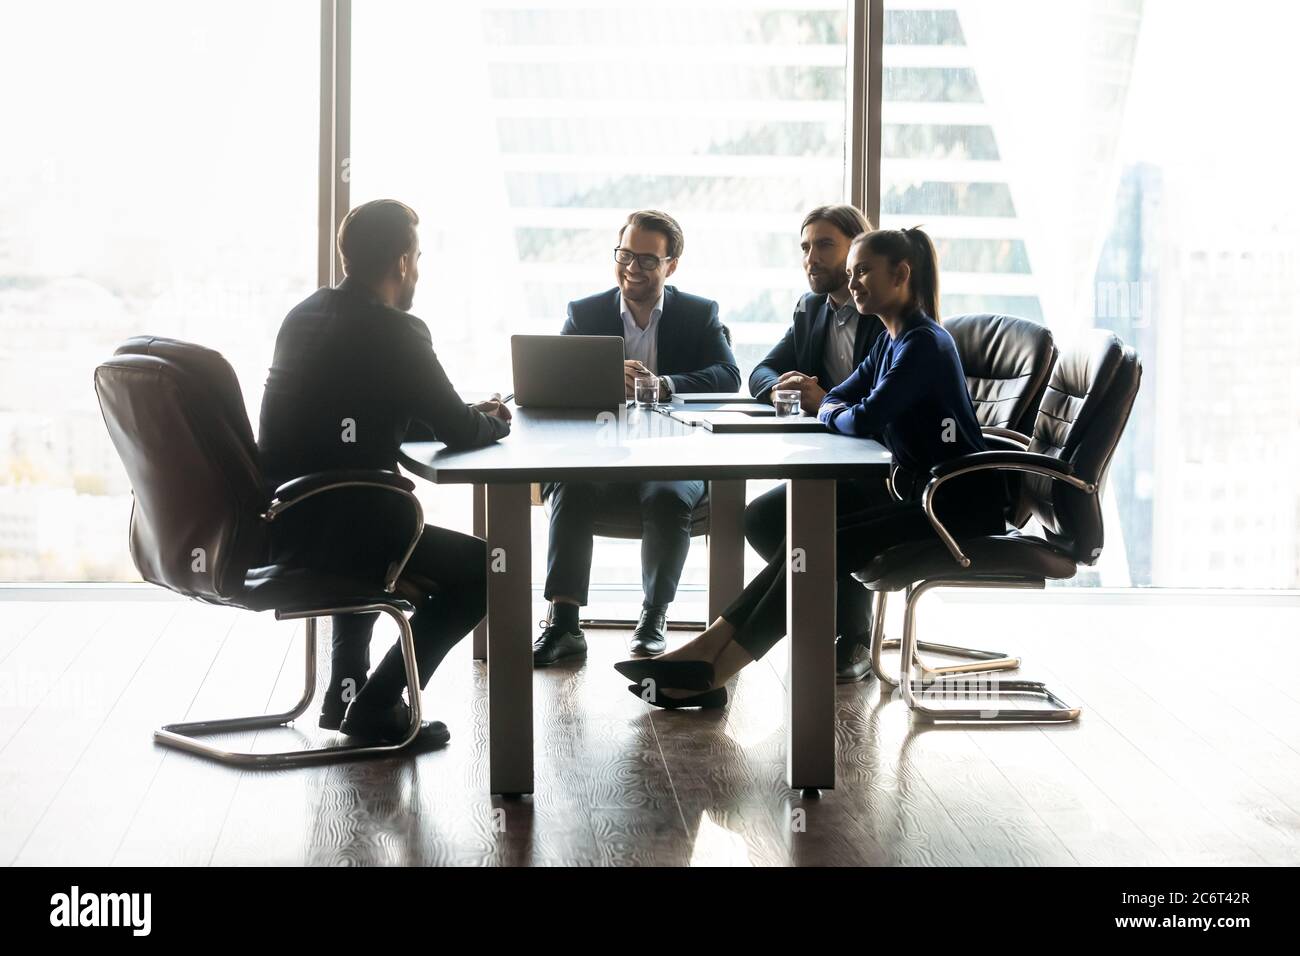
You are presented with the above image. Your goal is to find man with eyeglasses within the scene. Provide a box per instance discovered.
[533,209,740,665]
[745,203,889,683]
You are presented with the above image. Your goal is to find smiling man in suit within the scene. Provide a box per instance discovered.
[533,209,740,665]
[745,203,890,683]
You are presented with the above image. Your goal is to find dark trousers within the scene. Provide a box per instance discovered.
[326,523,487,712]
[744,478,894,642]
[726,480,1006,661]
[543,479,707,607]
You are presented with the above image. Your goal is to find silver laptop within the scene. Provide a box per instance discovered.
[511,334,626,409]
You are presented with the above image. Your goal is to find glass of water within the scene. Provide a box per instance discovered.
[634,373,660,408]
[773,389,802,417]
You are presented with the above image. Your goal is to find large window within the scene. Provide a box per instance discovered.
[351,1,853,605]
[0,2,318,581]
[882,0,1300,587]
[3,0,1297,593]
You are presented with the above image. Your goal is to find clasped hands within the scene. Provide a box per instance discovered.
[771,370,827,410]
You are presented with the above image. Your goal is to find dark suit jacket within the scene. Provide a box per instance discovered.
[258,278,509,571]
[748,291,885,401]
[259,277,508,487]
[562,286,740,394]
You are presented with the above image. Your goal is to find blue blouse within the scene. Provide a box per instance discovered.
[818,310,987,481]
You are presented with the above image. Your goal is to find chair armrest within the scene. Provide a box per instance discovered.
[888,463,905,501]
[923,452,1095,569]
[981,433,1032,453]
[980,426,1032,447]
[268,469,415,512]
[263,469,422,593]
[930,450,1076,482]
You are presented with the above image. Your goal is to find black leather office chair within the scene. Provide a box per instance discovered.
[853,330,1141,720]
[94,336,427,766]
[876,313,1058,680]
[947,312,1057,439]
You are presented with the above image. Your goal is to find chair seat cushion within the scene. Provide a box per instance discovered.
[852,533,1078,591]
[237,564,412,614]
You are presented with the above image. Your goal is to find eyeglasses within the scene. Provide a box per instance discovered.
[614,247,674,272]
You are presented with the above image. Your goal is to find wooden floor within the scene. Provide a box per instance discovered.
[1,593,1298,866]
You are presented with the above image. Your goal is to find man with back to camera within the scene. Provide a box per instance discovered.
[745,204,890,682]
[258,199,512,745]
[532,209,741,665]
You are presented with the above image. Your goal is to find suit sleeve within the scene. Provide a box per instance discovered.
[399,318,510,450]
[822,332,936,438]
[664,300,741,394]
[561,300,580,335]
[748,323,797,402]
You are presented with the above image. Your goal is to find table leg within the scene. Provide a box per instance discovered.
[486,482,534,795]
[472,482,487,661]
[786,478,837,790]
[707,480,745,623]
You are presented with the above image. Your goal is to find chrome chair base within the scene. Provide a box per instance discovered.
[876,578,1081,723]
[869,591,1021,686]
[901,676,1081,722]
[153,602,424,768]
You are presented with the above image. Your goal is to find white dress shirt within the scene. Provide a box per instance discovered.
[618,289,664,374]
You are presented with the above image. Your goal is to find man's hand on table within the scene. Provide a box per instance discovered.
[772,370,827,410]
[473,393,513,422]
[624,360,670,400]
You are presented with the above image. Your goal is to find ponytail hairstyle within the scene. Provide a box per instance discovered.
[853,225,941,322]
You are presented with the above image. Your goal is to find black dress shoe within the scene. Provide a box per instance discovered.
[339,700,450,749]
[627,604,668,656]
[532,623,587,666]
[835,634,874,684]
[627,683,728,710]
[318,678,365,731]
[613,657,714,691]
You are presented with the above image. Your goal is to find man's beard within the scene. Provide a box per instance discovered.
[807,270,845,296]
[398,283,416,312]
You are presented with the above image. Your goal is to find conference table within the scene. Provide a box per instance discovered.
[399,402,891,795]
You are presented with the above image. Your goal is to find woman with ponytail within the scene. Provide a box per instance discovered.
[614,227,1007,708]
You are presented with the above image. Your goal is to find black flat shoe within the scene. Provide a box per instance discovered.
[835,634,874,684]
[613,657,713,691]
[627,683,728,710]
[627,604,668,657]
[533,623,587,666]
[339,700,450,749]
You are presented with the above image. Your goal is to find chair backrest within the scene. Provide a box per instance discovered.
[1021,330,1142,563]
[945,313,1057,435]
[94,336,267,603]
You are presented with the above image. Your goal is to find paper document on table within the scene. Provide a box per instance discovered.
[705,403,776,416]
[699,414,826,434]
[671,392,763,405]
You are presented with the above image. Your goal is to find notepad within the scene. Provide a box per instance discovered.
[671,392,763,405]
[698,415,827,434]
[706,403,776,416]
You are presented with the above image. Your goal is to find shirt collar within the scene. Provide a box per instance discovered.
[826,294,859,326]
[619,289,665,333]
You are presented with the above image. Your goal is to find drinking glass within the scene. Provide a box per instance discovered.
[773,389,802,417]
[634,373,660,408]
